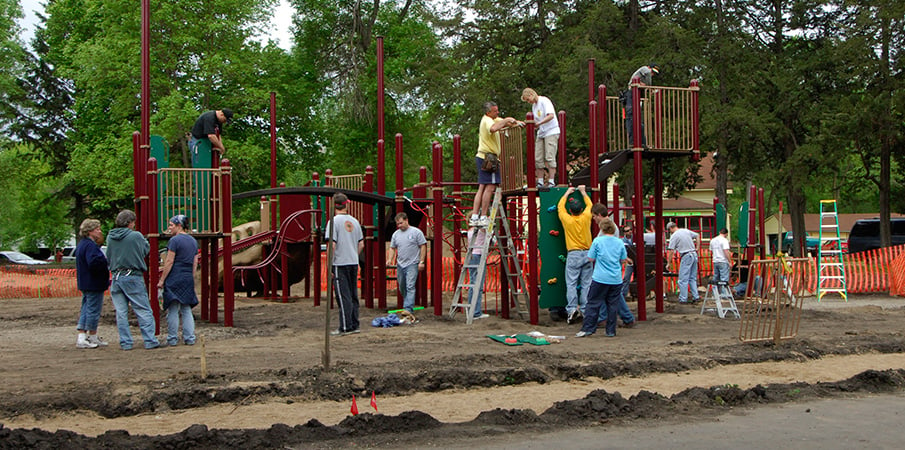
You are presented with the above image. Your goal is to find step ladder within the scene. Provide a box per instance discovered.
[448,191,530,324]
[817,199,847,301]
[700,280,739,318]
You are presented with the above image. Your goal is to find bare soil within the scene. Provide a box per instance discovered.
[1,291,905,448]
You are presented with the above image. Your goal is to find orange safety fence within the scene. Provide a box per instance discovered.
[0,266,82,299]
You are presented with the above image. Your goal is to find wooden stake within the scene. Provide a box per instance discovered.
[200,334,208,380]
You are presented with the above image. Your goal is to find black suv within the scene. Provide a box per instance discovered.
[847,218,905,254]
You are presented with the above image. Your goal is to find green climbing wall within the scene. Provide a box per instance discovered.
[538,188,589,309]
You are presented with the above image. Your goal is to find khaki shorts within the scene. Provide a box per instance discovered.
[534,134,559,168]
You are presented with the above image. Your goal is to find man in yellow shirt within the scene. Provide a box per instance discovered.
[558,185,593,324]
[470,102,522,227]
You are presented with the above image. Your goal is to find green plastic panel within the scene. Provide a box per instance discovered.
[715,203,726,233]
[538,188,589,309]
[737,202,749,246]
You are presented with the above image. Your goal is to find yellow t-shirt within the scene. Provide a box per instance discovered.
[477,115,502,158]
[557,193,593,251]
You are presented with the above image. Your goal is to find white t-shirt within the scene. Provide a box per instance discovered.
[533,96,560,139]
[710,234,730,264]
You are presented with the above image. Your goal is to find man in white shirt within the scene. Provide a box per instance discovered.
[667,222,700,304]
[521,88,560,187]
[709,228,732,284]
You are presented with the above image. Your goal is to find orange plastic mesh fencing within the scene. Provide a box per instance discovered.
[887,250,905,297]
[0,266,81,299]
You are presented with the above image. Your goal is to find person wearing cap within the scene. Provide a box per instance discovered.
[521,88,561,188]
[470,101,523,228]
[74,218,110,349]
[190,108,233,153]
[107,209,160,350]
[557,185,593,325]
[157,215,198,346]
[624,63,659,148]
[667,221,701,304]
[326,192,364,336]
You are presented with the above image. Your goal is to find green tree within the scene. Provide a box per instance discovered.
[0,0,27,136]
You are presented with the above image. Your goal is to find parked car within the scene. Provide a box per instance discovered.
[781,232,820,254]
[847,218,905,254]
[46,246,76,262]
[0,251,51,265]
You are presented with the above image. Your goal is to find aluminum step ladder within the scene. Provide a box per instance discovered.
[817,199,847,301]
[448,191,530,324]
[700,280,739,319]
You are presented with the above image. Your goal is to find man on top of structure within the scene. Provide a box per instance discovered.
[521,88,561,188]
[190,108,233,153]
[624,63,659,148]
[470,101,522,228]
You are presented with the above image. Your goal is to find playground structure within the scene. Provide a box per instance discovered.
[134,2,704,328]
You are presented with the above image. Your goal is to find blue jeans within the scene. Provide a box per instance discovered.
[397,263,419,313]
[77,290,105,332]
[167,303,196,346]
[624,91,646,148]
[582,281,622,336]
[713,262,730,284]
[468,252,484,316]
[598,286,635,325]
[677,252,699,302]
[110,274,159,350]
[565,251,592,315]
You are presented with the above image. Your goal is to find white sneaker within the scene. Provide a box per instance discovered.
[477,217,490,227]
[473,313,490,320]
[547,180,556,187]
[88,336,109,347]
[76,338,98,349]
[468,217,479,227]
[575,331,593,338]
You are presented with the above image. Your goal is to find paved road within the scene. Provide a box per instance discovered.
[441,393,905,449]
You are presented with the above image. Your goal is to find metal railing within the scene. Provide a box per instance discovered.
[157,167,223,233]
[607,83,699,153]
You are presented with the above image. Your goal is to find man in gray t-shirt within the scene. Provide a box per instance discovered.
[325,193,364,335]
[388,213,427,313]
[667,222,700,304]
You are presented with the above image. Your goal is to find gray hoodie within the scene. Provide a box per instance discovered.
[106,227,150,272]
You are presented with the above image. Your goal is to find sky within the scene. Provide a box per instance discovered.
[15,0,296,51]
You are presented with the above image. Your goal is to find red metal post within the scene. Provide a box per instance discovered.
[140,0,150,161]
[525,113,539,324]
[363,166,375,308]
[557,111,567,183]
[377,37,385,144]
[588,101,599,203]
[691,79,701,161]
[654,158,664,314]
[631,77,642,150]
[757,188,767,259]
[597,84,606,156]
[453,134,462,284]
[147,157,160,334]
[633,140,646,321]
[270,92,278,232]
[612,183,621,228]
[431,144,444,316]
[312,172,321,306]
[221,159,234,327]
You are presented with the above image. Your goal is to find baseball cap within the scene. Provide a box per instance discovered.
[222,108,234,125]
[649,63,660,74]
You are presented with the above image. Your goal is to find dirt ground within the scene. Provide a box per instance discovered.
[1,289,905,448]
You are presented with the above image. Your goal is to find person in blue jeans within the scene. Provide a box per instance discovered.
[158,215,199,346]
[106,209,159,350]
[592,209,636,328]
[577,214,629,338]
[667,221,701,303]
[74,218,110,348]
[387,212,427,313]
